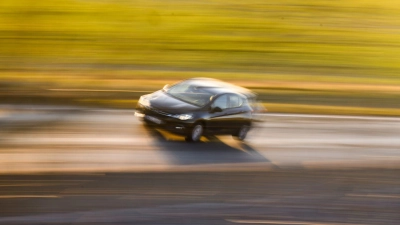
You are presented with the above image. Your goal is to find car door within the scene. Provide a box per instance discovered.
[222,94,248,132]
[207,94,229,133]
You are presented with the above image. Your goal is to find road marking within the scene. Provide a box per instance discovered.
[263,113,400,121]
[362,155,400,159]
[226,219,362,225]
[347,194,400,199]
[0,182,91,187]
[0,195,59,199]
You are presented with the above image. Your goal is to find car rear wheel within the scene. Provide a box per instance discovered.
[185,124,203,142]
[233,124,250,141]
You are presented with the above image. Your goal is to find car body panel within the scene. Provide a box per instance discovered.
[147,91,199,113]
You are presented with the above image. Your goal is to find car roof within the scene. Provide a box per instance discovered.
[183,77,256,98]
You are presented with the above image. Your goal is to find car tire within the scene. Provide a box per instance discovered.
[186,123,203,142]
[233,124,250,141]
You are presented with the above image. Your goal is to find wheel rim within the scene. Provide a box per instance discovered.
[192,125,203,141]
[238,125,249,140]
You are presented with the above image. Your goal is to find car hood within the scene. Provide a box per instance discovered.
[147,90,200,113]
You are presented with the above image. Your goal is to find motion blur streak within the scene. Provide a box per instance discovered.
[0,106,399,224]
[0,195,59,199]
[0,170,399,224]
[1,0,400,114]
[1,0,400,224]
[226,219,363,224]
[1,107,399,173]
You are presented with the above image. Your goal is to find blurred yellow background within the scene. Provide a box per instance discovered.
[1,0,400,115]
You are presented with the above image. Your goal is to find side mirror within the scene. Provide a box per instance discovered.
[210,106,223,113]
[163,84,170,91]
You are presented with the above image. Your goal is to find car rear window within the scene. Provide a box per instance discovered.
[229,94,243,108]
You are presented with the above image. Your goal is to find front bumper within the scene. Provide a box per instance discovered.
[135,104,194,135]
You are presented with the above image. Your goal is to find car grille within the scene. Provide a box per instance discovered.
[145,106,175,118]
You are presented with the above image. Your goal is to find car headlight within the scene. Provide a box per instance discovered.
[177,114,193,120]
[139,96,150,107]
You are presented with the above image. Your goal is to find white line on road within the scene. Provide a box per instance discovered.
[0,195,60,199]
[346,194,400,199]
[226,219,363,225]
[263,113,400,121]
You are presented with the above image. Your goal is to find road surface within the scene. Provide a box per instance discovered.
[0,106,399,225]
[0,106,399,173]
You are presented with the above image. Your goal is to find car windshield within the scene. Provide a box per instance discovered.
[165,81,214,107]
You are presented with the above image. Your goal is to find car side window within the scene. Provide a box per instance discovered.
[212,94,228,109]
[228,94,243,108]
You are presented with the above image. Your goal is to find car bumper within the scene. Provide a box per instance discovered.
[135,105,194,135]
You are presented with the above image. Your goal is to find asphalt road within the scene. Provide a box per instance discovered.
[0,170,400,225]
[0,106,399,225]
[0,106,399,173]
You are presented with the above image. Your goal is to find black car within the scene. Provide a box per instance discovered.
[135,78,259,142]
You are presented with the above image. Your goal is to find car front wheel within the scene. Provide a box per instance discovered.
[186,124,203,142]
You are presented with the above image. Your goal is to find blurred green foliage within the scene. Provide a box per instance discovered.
[1,0,400,114]
[1,0,400,79]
